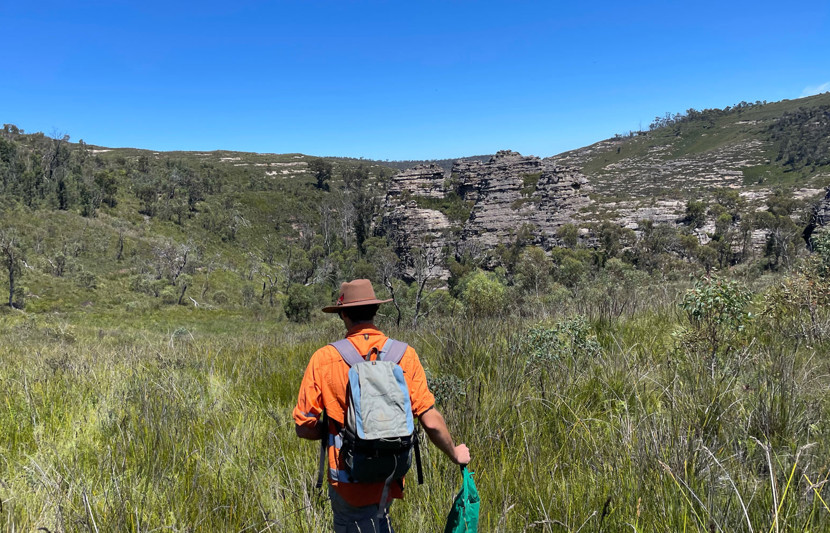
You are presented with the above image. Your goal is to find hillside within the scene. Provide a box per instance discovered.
[555,92,830,196]
[2,92,830,320]
[0,127,397,318]
[552,93,830,233]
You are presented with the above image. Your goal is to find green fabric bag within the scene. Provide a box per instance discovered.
[444,466,480,533]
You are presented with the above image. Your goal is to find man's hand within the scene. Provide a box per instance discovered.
[453,443,471,465]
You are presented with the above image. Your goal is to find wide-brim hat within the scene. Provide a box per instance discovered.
[322,279,393,313]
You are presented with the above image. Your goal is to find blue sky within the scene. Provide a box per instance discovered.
[2,1,828,160]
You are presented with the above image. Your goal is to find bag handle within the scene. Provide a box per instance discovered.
[314,410,329,489]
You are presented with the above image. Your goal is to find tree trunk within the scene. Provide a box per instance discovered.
[7,266,13,307]
[177,283,188,306]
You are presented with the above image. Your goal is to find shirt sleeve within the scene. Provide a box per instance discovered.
[402,346,436,417]
[293,351,324,428]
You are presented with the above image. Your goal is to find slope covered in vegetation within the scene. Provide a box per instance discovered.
[556,92,830,199]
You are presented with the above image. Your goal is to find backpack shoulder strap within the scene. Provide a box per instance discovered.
[330,339,365,367]
[379,338,409,364]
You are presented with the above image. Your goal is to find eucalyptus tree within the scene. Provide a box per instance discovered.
[0,228,23,308]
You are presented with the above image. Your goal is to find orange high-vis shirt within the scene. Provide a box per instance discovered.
[293,324,435,507]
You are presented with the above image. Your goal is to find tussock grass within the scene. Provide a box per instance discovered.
[2,289,830,532]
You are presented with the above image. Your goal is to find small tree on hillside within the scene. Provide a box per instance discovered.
[0,228,24,308]
[410,243,442,327]
[364,237,403,325]
[684,200,707,229]
[308,158,333,191]
[680,276,752,377]
[342,166,379,256]
[285,283,313,322]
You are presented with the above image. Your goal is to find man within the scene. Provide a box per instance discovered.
[294,279,471,533]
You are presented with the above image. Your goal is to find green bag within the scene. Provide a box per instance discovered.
[444,466,480,533]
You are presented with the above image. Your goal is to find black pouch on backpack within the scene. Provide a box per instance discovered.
[341,433,414,483]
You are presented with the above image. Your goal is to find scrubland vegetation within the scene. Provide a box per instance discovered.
[3,100,830,531]
[3,240,830,531]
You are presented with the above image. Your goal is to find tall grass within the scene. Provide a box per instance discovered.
[1,283,830,531]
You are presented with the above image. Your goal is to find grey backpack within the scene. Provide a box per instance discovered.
[317,338,423,513]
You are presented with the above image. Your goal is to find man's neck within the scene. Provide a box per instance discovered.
[345,320,375,334]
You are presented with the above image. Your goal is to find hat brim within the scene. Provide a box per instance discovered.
[321,298,393,313]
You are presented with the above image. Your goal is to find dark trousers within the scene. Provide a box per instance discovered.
[329,486,394,533]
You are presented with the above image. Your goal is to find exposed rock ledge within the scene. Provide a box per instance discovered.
[382,150,592,279]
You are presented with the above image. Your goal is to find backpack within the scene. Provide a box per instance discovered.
[316,338,423,514]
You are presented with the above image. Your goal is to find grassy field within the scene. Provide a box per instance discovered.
[2,271,830,532]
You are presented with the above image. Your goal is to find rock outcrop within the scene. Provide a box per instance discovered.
[382,151,592,279]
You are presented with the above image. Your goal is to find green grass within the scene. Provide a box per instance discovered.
[2,276,830,532]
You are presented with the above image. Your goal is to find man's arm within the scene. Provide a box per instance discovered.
[293,351,325,440]
[420,407,470,465]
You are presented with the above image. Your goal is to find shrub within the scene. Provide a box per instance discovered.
[521,315,601,371]
[284,283,313,323]
[684,200,707,228]
[460,270,506,318]
[211,290,228,305]
[241,284,258,308]
[425,370,466,407]
[810,230,830,279]
[679,275,752,375]
[75,269,97,290]
[160,286,178,305]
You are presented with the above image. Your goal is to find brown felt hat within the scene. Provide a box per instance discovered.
[321,279,392,313]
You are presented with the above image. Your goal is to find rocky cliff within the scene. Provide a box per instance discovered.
[382,150,591,278]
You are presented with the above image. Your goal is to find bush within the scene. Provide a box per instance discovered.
[284,283,313,323]
[681,276,752,335]
[160,286,178,305]
[212,290,228,305]
[520,315,601,371]
[460,270,506,318]
[75,269,97,290]
[810,230,830,278]
[679,275,752,375]
[241,284,258,308]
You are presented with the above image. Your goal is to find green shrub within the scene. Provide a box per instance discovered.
[811,230,830,278]
[460,270,506,318]
[241,284,258,308]
[212,290,229,305]
[75,269,97,290]
[284,283,313,322]
[425,370,466,407]
[520,315,600,371]
[160,286,178,305]
[679,275,752,374]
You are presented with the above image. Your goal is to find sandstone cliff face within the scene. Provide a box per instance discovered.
[382,151,592,279]
[382,153,829,280]
[455,151,590,249]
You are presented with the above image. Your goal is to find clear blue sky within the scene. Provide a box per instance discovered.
[2,1,828,160]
